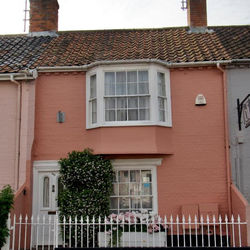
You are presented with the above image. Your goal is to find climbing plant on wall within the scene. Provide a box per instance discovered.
[58,148,114,246]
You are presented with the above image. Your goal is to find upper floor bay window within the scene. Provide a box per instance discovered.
[86,64,172,128]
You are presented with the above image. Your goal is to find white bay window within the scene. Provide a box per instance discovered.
[158,72,168,122]
[90,75,97,124]
[86,64,171,128]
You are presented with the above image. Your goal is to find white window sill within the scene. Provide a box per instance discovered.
[87,121,172,129]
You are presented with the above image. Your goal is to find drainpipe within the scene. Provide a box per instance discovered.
[216,63,232,216]
[10,74,22,190]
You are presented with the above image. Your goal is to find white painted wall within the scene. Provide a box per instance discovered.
[227,68,250,201]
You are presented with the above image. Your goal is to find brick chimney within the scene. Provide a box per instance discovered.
[29,0,59,33]
[187,0,207,27]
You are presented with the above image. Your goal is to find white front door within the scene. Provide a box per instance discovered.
[33,161,62,246]
[38,171,61,216]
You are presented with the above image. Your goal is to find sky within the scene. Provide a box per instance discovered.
[0,0,249,34]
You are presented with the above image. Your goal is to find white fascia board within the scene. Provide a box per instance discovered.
[0,74,35,81]
[0,70,38,81]
[37,59,236,73]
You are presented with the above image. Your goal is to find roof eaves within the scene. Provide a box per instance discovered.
[0,69,38,81]
[37,59,236,73]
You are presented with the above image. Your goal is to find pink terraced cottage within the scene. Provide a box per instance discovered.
[0,0,250,247]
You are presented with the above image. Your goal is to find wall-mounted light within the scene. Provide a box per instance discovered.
[195,94,206,106]
[57,111,65,123]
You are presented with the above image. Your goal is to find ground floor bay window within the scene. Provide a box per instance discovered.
[86,64,172,129]
[110,158,162,214]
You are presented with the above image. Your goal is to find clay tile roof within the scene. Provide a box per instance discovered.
[0,25,249,73]
[0,35,53,73]
[213,26,250,59]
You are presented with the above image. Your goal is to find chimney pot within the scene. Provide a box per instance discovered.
[187,0,207,27]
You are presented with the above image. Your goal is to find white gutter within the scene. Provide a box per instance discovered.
[37,59,235,72]
[0,69,38,81]
[37,58,250,73]
[231,59,250,63]
[1,59,249,75]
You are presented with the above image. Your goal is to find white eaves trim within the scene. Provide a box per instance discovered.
[37,59,237,73]
[0,70,38,81]
[2,59,249,76]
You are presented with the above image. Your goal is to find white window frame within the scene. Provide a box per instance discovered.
[111,158,162,214]
[86,64,172,129]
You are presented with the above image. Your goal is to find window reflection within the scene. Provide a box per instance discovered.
[110,169,153,213]
[43,176,50,208]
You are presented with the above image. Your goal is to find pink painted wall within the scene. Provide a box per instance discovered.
[33,72,173,158]
[157,68,228,216]
[0,80,35,228]
[0,82,18,189]
[231,184,248,246]
[33,67,229,215]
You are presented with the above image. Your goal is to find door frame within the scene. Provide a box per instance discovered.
[33,160,60,216]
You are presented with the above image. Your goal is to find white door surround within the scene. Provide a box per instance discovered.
[33,160,60,217]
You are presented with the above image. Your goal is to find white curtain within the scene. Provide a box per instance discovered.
[105,72,115,95]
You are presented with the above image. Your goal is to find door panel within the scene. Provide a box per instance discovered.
[38,171,59,214]
[34,170,61,245]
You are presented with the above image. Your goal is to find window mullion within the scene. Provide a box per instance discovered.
[136,70,140,121]
[117,171,119,213]
[114,97,117,121]
[128,170,131,211]
[138,169,141,210]
[150,66,157,122]
[137,70,139,121]
[126,71,128,121]
[114,72,117,96]
[138,96,140,120]
[126,96,129,121]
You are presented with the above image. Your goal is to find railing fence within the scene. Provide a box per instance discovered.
[4,213,247,249]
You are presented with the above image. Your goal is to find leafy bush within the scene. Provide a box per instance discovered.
[0,185,14,248]
[58,149,114,246]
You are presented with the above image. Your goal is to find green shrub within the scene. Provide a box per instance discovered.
[58,149,114,246]
[0,185,14,248]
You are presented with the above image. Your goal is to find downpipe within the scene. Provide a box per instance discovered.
[10,74,22,190]
[217,63,232,216]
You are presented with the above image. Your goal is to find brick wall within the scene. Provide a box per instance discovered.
[29,0,59,32]
[187,0,207,27]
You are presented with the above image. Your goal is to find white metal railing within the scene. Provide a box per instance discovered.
[5,213,247,249]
